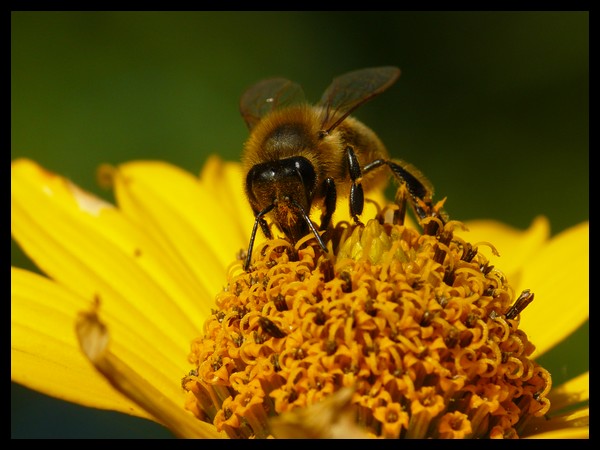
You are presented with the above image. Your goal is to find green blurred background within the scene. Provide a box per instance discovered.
[11,11,588,438]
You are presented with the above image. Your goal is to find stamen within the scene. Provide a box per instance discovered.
[505,290,535,320]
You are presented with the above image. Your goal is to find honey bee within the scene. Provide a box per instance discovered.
[240,66,443,271]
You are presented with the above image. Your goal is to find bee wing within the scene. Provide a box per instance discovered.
[318,66,401,133]
[240,78,306,130]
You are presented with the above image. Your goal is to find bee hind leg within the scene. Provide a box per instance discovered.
[362,158,443,234]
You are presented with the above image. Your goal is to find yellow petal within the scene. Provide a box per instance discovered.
[12,159,200,347]
[11,267,150,418]
[521,372,589,437]
[460,216,550,284]
[517,221,589,356]
[11,159,202,408]
[524,407,589,439]
[198,155,255,246]
[527,427,589,439]
[548,371,589,413]
[75,303,224,438]
[112,160,247,296]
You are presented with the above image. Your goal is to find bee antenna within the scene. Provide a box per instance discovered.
[290,198,328,254]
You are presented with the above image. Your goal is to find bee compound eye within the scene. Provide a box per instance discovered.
[291,156,317,193]
[245,163,276,207]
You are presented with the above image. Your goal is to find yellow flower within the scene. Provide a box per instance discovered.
[11,156,588,438]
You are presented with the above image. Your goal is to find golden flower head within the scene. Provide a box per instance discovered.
[182,202,553,439]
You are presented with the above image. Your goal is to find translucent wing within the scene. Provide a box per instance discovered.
[318,66,401,133]
[239,78,306,130]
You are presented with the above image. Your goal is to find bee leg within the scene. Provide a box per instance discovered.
[345,146,365,224]
[244,204,275,271]
[362,159,443,234]
[385,160,443,235]
[319,177,337,231]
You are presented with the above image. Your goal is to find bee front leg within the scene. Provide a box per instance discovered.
[345,146,365,224]
[245,204,275,271]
